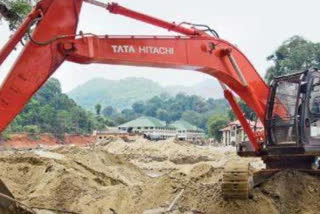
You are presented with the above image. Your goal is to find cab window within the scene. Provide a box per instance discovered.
[309,77,320,138]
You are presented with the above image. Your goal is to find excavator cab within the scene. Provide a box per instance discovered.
[266,68,320,154]
[238,69,320,168]
[250,68,320,169]
[266,71,307,149]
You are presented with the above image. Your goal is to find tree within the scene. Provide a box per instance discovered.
[0,2,19,23]
[181,110,204,129]
[156,108,170,122]
[0,0,34,31]
[0,130,11,141]
[121,109,137,121]
[102,106,116,117]
[265,36,320,83]
[132,101,145,114]
[113,114,127,125]
[6,78,106,137]
[207,115,229,142]
[23,124,40,139]
[228,100,255,121]
[94,115,106,130]
[104,118,115,127]
[95,103,102,116]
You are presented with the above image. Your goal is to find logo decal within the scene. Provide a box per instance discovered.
[111,45,174,55]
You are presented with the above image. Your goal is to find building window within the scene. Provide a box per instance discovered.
[231,131,235,137]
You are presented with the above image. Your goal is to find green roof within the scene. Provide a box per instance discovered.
[118,116,166,128]
[170,120,202,131]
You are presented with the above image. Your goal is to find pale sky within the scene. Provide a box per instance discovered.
[1,0,320,92]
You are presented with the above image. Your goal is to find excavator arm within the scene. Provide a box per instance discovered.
[0,0,83,133]
[62,35,268,120]
[0,0,276,152]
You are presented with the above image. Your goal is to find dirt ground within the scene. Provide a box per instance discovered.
[1,136,320,214]
[0,133,95,148]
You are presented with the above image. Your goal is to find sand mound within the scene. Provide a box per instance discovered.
[0,147,150,213]
[258,170,320,213]
[175,169,320,214]
[0,137,320,214]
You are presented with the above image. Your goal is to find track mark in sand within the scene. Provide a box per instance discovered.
[74,161,127,186]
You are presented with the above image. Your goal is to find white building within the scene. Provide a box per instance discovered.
[170,120,205,141]
[94,117,205,141]
[93,127,127,140]
[220,120,263,146]
[118,116,176,140]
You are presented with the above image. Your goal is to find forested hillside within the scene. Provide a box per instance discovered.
[68,77,165,110]
[5,78,105,138]
[100,94,229,132]
[1,77,229,138]
[68,77,224,111]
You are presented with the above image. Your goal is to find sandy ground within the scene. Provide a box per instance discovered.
[0,136,320,214]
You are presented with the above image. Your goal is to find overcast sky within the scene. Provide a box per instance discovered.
[1,0,320,92]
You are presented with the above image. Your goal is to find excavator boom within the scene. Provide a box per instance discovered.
[0,0,272,153]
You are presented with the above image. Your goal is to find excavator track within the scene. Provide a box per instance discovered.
[222,160,252,200]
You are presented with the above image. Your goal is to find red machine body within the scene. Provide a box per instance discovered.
[0,0,273,153]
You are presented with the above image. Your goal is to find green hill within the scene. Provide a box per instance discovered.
[5,78,106,138]
[68,77,165,110]
[68,77,224,111]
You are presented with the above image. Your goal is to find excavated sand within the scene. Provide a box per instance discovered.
[0,137,320,214]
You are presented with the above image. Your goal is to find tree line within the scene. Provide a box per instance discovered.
[4,78,105,140]
[96,93,229,133]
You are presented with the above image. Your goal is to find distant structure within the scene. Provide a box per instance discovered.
[220,120,263,146]
[170,120,205,141]
[93,127,126,140]
[94,116,205,141]
[118,116,176,140]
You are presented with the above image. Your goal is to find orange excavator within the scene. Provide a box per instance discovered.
[0,0,320,210]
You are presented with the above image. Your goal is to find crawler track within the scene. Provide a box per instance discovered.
[222,160,252,199]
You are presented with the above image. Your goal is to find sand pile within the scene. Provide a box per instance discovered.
[175,169,320,214]
[104,137,226,163]
[103,137,239,175]
[0,137,320,214]
[0,148,152,213]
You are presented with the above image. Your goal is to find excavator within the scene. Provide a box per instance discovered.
[0,0,320,212]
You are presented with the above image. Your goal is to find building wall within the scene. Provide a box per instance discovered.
[177,130,205,141]
[221,122,262,146]
[94,129,129,140]
[221,125,248,146]
[118,126,176,139]
[118,124,206,141]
